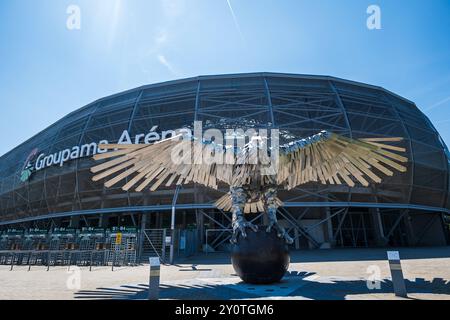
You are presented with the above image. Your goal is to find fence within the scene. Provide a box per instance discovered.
[0,227,203,268]
[0,227,138,269]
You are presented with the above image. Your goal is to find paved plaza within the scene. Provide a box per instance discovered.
[0,247,449,300]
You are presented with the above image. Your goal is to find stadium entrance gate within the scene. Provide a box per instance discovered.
[140,229,198,264]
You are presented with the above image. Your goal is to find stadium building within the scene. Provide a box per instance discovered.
[0,73,449,261]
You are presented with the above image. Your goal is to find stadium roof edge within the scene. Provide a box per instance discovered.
[0,72,417,161]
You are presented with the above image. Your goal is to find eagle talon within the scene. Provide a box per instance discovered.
[230,220,258,244]
[281,231,294,245]
[266,215,294,244]
[266,221,275,233]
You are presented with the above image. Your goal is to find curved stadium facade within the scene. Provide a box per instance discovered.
[1,73,449,248]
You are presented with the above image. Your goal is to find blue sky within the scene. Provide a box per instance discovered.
[0,0,449,156]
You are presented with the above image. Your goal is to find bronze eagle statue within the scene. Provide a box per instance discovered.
[90,129,407,244]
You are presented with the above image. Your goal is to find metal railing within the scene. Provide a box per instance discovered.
[0,248,138,271]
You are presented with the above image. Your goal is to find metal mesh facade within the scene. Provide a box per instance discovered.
[0,73,449,225]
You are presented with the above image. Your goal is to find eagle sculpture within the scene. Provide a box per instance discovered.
[90,128,407,244]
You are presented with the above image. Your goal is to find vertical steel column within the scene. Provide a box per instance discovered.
[161,229,166,263]
[402,212,416,246]
[69,215,80,229]
[194,80,201,122]
[169,185,181,264]
[196,208,204,250]
[380,93,414,208]
[193,79,202,253]
[325,207,334,246]
[371,207,386,246]
[138,213,147,262]
[294,228,300,249]
[263,76,276,127]
[329,81,353,213]
[126,90,144,209]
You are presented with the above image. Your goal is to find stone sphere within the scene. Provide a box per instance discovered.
[231,229,290,284]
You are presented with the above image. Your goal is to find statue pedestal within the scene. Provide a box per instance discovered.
[231,229,290,284]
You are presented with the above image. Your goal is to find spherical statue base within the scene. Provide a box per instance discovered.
[231,229,290,284]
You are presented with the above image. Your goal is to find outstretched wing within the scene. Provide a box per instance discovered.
[277,131,408,190]
[90,134,236,192]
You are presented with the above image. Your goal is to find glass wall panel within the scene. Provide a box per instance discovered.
[0,74,448,224]
[411,141,446,169]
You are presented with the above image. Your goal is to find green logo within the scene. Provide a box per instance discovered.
[20,148,39,183]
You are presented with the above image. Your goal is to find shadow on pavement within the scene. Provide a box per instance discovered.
[74,274,450,300]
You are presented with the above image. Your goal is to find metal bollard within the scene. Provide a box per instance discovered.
[10,252,15,271]
[47,251,51,271]
[89,251,93,272]
[112,250,116,271]
[148,257,160,300]
[28,252,32,272]
[387,251,407,298]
